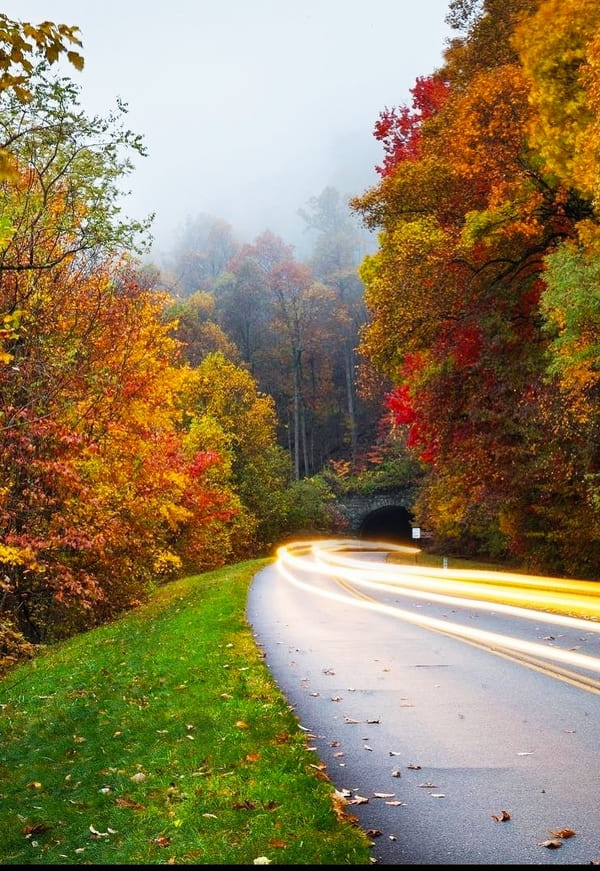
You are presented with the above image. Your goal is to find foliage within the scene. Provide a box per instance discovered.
[181,352,293,553]
[0,13,83,188]
[167,214,240,296]
[164,291,242,367]
[0,63,152,268]
[276,477,346,539]
[0,66,250,647]
[316,434,423,500]
[351,0,600,576]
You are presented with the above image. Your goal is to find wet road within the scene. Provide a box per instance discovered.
[246,546,600,865]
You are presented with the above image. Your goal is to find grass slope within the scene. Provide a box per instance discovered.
[0,559,373,865]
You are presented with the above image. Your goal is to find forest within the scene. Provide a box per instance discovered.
[2,0,600,667]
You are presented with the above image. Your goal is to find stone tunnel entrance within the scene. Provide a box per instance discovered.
[358,505,414,543]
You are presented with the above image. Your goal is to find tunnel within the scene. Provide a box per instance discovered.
[358,505,414,543]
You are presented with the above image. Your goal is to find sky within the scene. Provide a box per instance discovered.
[5,1,454,263]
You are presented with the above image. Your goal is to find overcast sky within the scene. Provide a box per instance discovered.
[6,1,453,262]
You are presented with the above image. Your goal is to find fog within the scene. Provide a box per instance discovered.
[5,0,453,262]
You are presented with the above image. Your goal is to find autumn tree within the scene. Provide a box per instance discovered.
[168,214,240,296]
[213,230,293,374]
[351,0,600,573]
[180,351,292,551]
[300,186,378,466]
[0,13,83,189]
[164,290,241,366]
[0,66,243,653]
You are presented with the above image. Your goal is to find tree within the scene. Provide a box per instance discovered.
[168,214,240,296]
[0,65,151,372]
[300,187,375,465]
[213,230,293,373]
[181,352,292,551]
[0,256,239,641]
[0,63,246,650]
[0,14,83,185]
[164,290,241,366]
[351,0,599,571]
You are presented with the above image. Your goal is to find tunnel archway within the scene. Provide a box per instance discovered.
[358,505,414,543]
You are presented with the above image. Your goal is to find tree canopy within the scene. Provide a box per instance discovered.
[351,0,600,576]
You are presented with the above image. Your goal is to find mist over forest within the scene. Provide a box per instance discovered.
[150,133,382,267]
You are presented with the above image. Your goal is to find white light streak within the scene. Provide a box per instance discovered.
[275,539,600,677]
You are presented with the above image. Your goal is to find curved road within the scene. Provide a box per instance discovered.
[246,540,600,865]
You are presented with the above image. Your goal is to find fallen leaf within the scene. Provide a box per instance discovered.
[153,835,171,847]
[253,858,271,865]
[233,799,256,810]
[539,839,563,849]
[235,720,249,730]
[492,810,511,822]
[246,753,260,763]
[115,797,145,811]
[23,823,51,836]
[269,839,287,848]
[130,772,147,783]
[549,828,575,839]
[275,732,290,744]
[331,790,349,821]
[349,795,369,805]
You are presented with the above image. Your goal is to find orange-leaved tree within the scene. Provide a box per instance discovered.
[351,0,600,572]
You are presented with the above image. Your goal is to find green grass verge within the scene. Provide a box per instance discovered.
[0,559,373,865]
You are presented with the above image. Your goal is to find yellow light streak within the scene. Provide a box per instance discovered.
[275,539,600,681]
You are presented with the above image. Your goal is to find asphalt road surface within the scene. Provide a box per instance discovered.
[246,545,600,865]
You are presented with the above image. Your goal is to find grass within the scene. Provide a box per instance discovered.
[0,558,374,866]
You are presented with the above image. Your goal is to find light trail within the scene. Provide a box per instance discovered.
[275,538,600,688]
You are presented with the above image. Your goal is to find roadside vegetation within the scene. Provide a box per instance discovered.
[0,559,373,866]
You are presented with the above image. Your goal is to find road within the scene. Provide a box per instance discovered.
[246,539,600,865]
